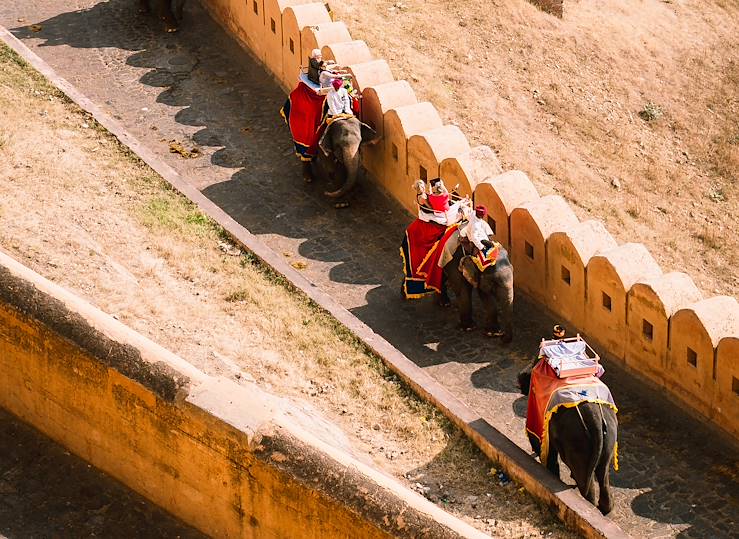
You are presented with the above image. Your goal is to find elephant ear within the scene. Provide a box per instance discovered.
[318,121,335,156]
[359,121,378,145]
[459,255,479,288]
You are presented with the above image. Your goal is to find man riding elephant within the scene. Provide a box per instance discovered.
[138,0,186,32]
[281,77,376,208]
[400,196,514,342]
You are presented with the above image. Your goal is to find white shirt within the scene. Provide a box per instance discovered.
[326,86,353,116]
[460,214,494,251]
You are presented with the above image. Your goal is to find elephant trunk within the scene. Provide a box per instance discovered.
[324,146,360,199]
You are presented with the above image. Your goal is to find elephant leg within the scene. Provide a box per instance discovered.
[595,451,614,515]
[477,288,501,337]
[493,268,514,343]
[437,272,451,307]
[545,446,560,477]
[458,284,475,330]
[154,0,179,32]
[302,160,314,183]
[173,0,185,20]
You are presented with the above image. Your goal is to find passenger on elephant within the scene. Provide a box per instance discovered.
[460,204,495,254]
[427,177,450,212]
[326,78,354,117]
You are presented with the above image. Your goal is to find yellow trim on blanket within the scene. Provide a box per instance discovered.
[415,224,459,278]
[326,113,354,126]
[399,244,434,299]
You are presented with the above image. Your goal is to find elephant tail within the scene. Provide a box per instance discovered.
[580,405,604,495]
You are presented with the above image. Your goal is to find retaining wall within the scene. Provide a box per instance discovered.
[199,0,738,445]
[0,250,491,539]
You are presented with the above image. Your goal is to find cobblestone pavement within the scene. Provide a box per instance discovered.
[1,1,737,537]
[0,408,203,538]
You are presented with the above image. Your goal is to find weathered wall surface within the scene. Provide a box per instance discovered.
[0,251,489,539]
[198,0,738,440]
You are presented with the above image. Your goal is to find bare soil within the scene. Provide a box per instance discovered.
[0,45,575,537]
[334,0,739,296]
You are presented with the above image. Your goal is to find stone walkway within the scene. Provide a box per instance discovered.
[0,408,203,538]
[1,1,737,537]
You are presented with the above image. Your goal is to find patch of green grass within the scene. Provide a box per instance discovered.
[138,194,218,239]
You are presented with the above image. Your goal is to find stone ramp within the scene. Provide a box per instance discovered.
[0,1,736,537]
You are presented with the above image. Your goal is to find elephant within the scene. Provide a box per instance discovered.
[303,116,378,208]
[440,242,514,342]
[517,362,618,515]
[138,0,185,32]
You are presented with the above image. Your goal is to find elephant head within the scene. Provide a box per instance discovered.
[459,255,480,288]
[318,117,377,199]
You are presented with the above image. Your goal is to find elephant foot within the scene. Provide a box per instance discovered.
[460,323,476,332]
[436,294,451,308]
[303,174,313,184]
[485,329,505,338]
[333,201,350,209]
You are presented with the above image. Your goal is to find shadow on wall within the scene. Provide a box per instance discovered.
[0,408,204,538]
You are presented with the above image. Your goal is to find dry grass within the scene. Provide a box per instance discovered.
[333,0,739,295]
[0,44,574,537]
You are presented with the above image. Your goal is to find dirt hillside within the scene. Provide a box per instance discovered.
[0,44,575,538]
[334,0,738,296]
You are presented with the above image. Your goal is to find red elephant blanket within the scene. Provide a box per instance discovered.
[280,82,327,161]
[400,219,448,298]
[526,360,618,469]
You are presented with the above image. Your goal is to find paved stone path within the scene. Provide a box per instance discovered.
[0,408,203,538]
[1,1,737,537]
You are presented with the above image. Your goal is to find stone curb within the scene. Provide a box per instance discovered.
[0,26,628,539]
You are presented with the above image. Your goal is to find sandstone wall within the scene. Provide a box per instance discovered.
[0,251,488,539]
[199,0,739,440]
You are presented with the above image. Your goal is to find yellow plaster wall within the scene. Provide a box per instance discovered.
[383,102,443,210]
[439,145,501,202]
[300,21,352,65]
[321,40,373,66]
[585,244,662,360]
[346,59,394,92]
[281,3,332,89]
[0,253,488,539]
[360,81,418,180]
[509,195,579,304]
[472,171,539,250]
[407,125,470,187]
[715,337,739,438]
[264,0,314,85]
[625,273,702,382]
[547,220,617,332]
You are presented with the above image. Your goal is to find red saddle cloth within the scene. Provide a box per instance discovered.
[400,219,447,298]
[280,82,327,161]
[526,360,617,466]
[416,223,460,293]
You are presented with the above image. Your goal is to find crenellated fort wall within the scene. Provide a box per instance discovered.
[199,0,739,440]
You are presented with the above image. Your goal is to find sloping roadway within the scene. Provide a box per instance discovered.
[1,1,737,537]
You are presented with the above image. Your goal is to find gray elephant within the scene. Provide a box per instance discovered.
[138,0,185,32]
[440,243,514,342]
[303,116,377,208]
[517,362,618,514]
